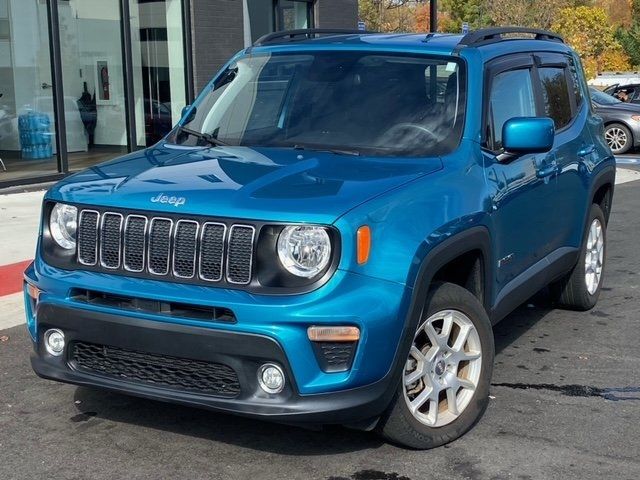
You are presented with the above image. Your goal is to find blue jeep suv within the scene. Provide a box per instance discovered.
[25,28,615,448]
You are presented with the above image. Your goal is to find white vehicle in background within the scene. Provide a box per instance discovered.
[589,71,640,89]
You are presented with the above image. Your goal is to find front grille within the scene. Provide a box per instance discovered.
[76,209,256,285]
[70,341,241,398]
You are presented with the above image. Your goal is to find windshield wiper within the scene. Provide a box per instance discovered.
[292,144,360,156]
[177,126,229,147]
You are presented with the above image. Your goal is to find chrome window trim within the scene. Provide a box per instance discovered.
[198,222,227,282]
[147,217,174,276]
[123,214,149,273]
[77,209,100,266]
[99,212,123,270]
[226,224,256,285]
[172,219,200,279]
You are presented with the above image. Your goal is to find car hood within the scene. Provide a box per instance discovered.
[48,144,442,224]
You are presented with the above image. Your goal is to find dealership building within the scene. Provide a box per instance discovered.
[0,0,358,188]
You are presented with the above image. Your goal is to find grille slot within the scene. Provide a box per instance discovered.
[226,225,255,285]
[148,218,173,275]
[100,213,123,269]
[75,209,255,286]
[78,210,99,266]
[70,341,241,397]
[199,223,226,282]
[123,215,147,272]
[173,220,199,278]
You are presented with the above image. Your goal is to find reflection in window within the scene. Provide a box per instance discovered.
[174,52,465,157]
[131,0,186,147]
[488,69,536,150]
[539,67,572,129]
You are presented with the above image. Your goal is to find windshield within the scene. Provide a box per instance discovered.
[170,51,465,156]
[590,87,621,106]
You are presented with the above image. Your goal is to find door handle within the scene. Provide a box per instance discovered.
[536,160,558,179]
[578,144,596,157]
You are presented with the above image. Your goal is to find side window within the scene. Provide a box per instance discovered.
[539,67,572,129]
[488,69,536,151]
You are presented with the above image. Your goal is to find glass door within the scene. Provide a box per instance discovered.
[130,0,187,148]
[57,0,128,172]
[0,0,58,183]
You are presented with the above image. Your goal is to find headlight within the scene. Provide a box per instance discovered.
[277,225,331,278]
[50,203,77,250]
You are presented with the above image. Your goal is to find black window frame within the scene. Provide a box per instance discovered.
[482,52,587,154]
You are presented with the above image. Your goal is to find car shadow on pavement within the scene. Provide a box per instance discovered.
[68,291,556,455]
[71,386,385,455]
[492,289,556,355]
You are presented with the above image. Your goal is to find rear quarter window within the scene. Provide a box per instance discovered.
[538,67,572,129]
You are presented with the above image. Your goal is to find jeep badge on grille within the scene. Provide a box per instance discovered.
[150,193,186,207]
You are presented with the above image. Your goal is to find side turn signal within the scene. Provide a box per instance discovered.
[356,225,371,265]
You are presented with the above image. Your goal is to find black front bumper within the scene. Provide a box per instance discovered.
[31,304,396,425]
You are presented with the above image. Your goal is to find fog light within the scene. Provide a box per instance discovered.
[44,329,65,356]
[258,363,285,394]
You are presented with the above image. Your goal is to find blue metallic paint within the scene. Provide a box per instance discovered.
[27,34,616,409]
[502,117,555,153]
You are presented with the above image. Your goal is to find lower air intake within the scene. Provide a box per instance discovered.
[70,341,241,398]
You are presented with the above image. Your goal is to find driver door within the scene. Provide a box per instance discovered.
[482,55,559,299]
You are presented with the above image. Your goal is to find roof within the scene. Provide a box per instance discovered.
[249,28,573,60]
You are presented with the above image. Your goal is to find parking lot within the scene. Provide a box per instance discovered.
[0,174,639,480]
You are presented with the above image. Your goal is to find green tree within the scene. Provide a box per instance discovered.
[552,6,631,78]
[439,0,490,32]
[615,24,640,67]
[359,0,425,32]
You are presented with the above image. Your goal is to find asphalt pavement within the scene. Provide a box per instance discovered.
[1,182,639,480]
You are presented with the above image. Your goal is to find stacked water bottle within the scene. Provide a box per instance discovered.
[18,110,53,159]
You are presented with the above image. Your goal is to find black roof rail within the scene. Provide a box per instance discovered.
[253,28,374,46]
[458,27,564,47]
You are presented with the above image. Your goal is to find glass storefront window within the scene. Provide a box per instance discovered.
[276,0,314,31]
[130,0,187,148]
[246,0,315,43]
[58,0,128,172]
[0,0,58,183]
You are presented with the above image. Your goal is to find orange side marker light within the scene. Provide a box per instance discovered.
[357,226,371,265]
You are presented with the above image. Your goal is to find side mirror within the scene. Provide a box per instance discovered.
[502,117,555,157]
[181,105,195,123]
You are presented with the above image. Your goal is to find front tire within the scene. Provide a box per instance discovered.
[552,203,607,310]
[377,282,494,449]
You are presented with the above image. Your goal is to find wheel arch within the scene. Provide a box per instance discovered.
[589,165,616,225]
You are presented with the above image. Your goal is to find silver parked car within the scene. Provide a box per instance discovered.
[590,87,640,154]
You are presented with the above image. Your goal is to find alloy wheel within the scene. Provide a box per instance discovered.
[403,309,482,428]
[604,127,628,153]
[585,218,604,295]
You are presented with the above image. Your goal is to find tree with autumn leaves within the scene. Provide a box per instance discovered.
[552,6,630,78]
[358,0,637,78]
